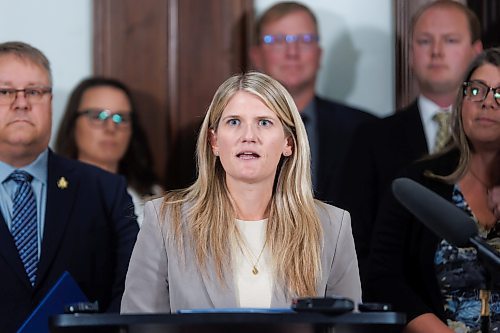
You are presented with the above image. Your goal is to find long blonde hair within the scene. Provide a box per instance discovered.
[162,71,322,297]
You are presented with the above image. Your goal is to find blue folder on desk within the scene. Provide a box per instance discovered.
[17,271,88,333]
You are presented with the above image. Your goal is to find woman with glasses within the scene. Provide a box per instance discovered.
[55,77,162,226]
[365,48,500,333]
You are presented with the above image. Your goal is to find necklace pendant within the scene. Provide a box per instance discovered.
[252,266,259,275]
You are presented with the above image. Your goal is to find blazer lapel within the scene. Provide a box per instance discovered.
[404,102,429,157]
[36,152,80,285]
[0,213,32,287]
[270,284,288,307]
[199,258,238,308]
[315,97,338,197]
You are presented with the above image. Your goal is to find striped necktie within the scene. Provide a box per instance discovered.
[433,111,451,152]
[9,170,38,286]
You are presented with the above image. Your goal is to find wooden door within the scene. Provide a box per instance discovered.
[94,0,254,188]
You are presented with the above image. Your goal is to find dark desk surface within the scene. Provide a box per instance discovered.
[50,311,406,333]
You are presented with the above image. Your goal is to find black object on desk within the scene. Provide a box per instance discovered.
[292,297,354,314]
[50,311,406,333]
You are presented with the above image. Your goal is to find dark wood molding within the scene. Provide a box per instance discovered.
[167,0,179,150]
[467,0,500,48]
[394,0,433,110]
[93,0,253,187]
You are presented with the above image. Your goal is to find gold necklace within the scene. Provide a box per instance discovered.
[235,236,267,275]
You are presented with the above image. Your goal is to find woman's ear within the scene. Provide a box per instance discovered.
[283,136,293,156]
[209,129,219,155]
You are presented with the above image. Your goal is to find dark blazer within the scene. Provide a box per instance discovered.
[165,96,377,200]
[314,96,377,203]
[364,148,459,322]
[336,100,429,282]
[0,151,139,333]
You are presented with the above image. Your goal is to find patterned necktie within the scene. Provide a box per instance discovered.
[433,111,451,152]
[9,170,38,286]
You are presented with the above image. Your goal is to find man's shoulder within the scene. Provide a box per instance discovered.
[315,95,376,121]
[404,148,460,179]
[49,152,126,185]
[380,100,420,124]
[357,100,420,134]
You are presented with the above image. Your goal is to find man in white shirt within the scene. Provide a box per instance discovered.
[338,0,483,283]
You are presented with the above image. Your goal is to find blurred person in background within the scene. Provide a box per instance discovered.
[338,0,483,282]
[250,1,376,202]
[0,41,138,332]
[56,77,162,226]
[366,47,500,333]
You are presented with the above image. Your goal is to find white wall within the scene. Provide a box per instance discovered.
[256,0,395,116]
[0,0,394,146]
[0,0,92,147]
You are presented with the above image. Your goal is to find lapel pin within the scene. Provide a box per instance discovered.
[57,177,68,189]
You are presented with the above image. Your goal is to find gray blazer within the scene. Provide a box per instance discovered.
[121,198,362,313]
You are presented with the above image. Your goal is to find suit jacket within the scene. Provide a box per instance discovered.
[364,149,459,323]
[314,96,377,203]
[121,198,362,313]
[0,151,139,333]
[164,96,376,201]
[336,100,429,283]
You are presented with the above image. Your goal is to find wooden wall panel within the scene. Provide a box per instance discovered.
[395,0,437,110]
[94,0,170,184]
[93,0,253,188]
[169,0,254,189]
[467,0,500,48]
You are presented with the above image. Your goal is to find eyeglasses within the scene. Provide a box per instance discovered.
[463,81,500,106]
[77,109,132,129]
[0,87,52,105]
[261,33,319,50]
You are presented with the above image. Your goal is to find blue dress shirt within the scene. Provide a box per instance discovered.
[0,149,48,259]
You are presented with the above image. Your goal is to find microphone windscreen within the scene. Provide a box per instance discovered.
[392,177,477,247]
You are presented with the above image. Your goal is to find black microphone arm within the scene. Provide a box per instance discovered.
[391,177,500,268]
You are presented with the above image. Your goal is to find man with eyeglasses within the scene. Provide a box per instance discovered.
[0,41,138,332]
[338,0,483,289]
[250,2,376,203]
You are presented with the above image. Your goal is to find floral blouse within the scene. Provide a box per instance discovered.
[434,185,500,333]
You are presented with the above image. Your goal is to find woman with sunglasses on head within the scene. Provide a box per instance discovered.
[55,77,162,226]
[365,48,500,333]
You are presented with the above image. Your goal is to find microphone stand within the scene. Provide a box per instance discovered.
[469,236,500,333]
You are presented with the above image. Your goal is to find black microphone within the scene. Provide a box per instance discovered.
[392,177,476,247]
[391,177,500,267]
[392,177,499,333]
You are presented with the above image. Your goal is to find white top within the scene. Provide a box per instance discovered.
[418,95,452,153]
[233,218,273,308]
[127,184,163,227]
